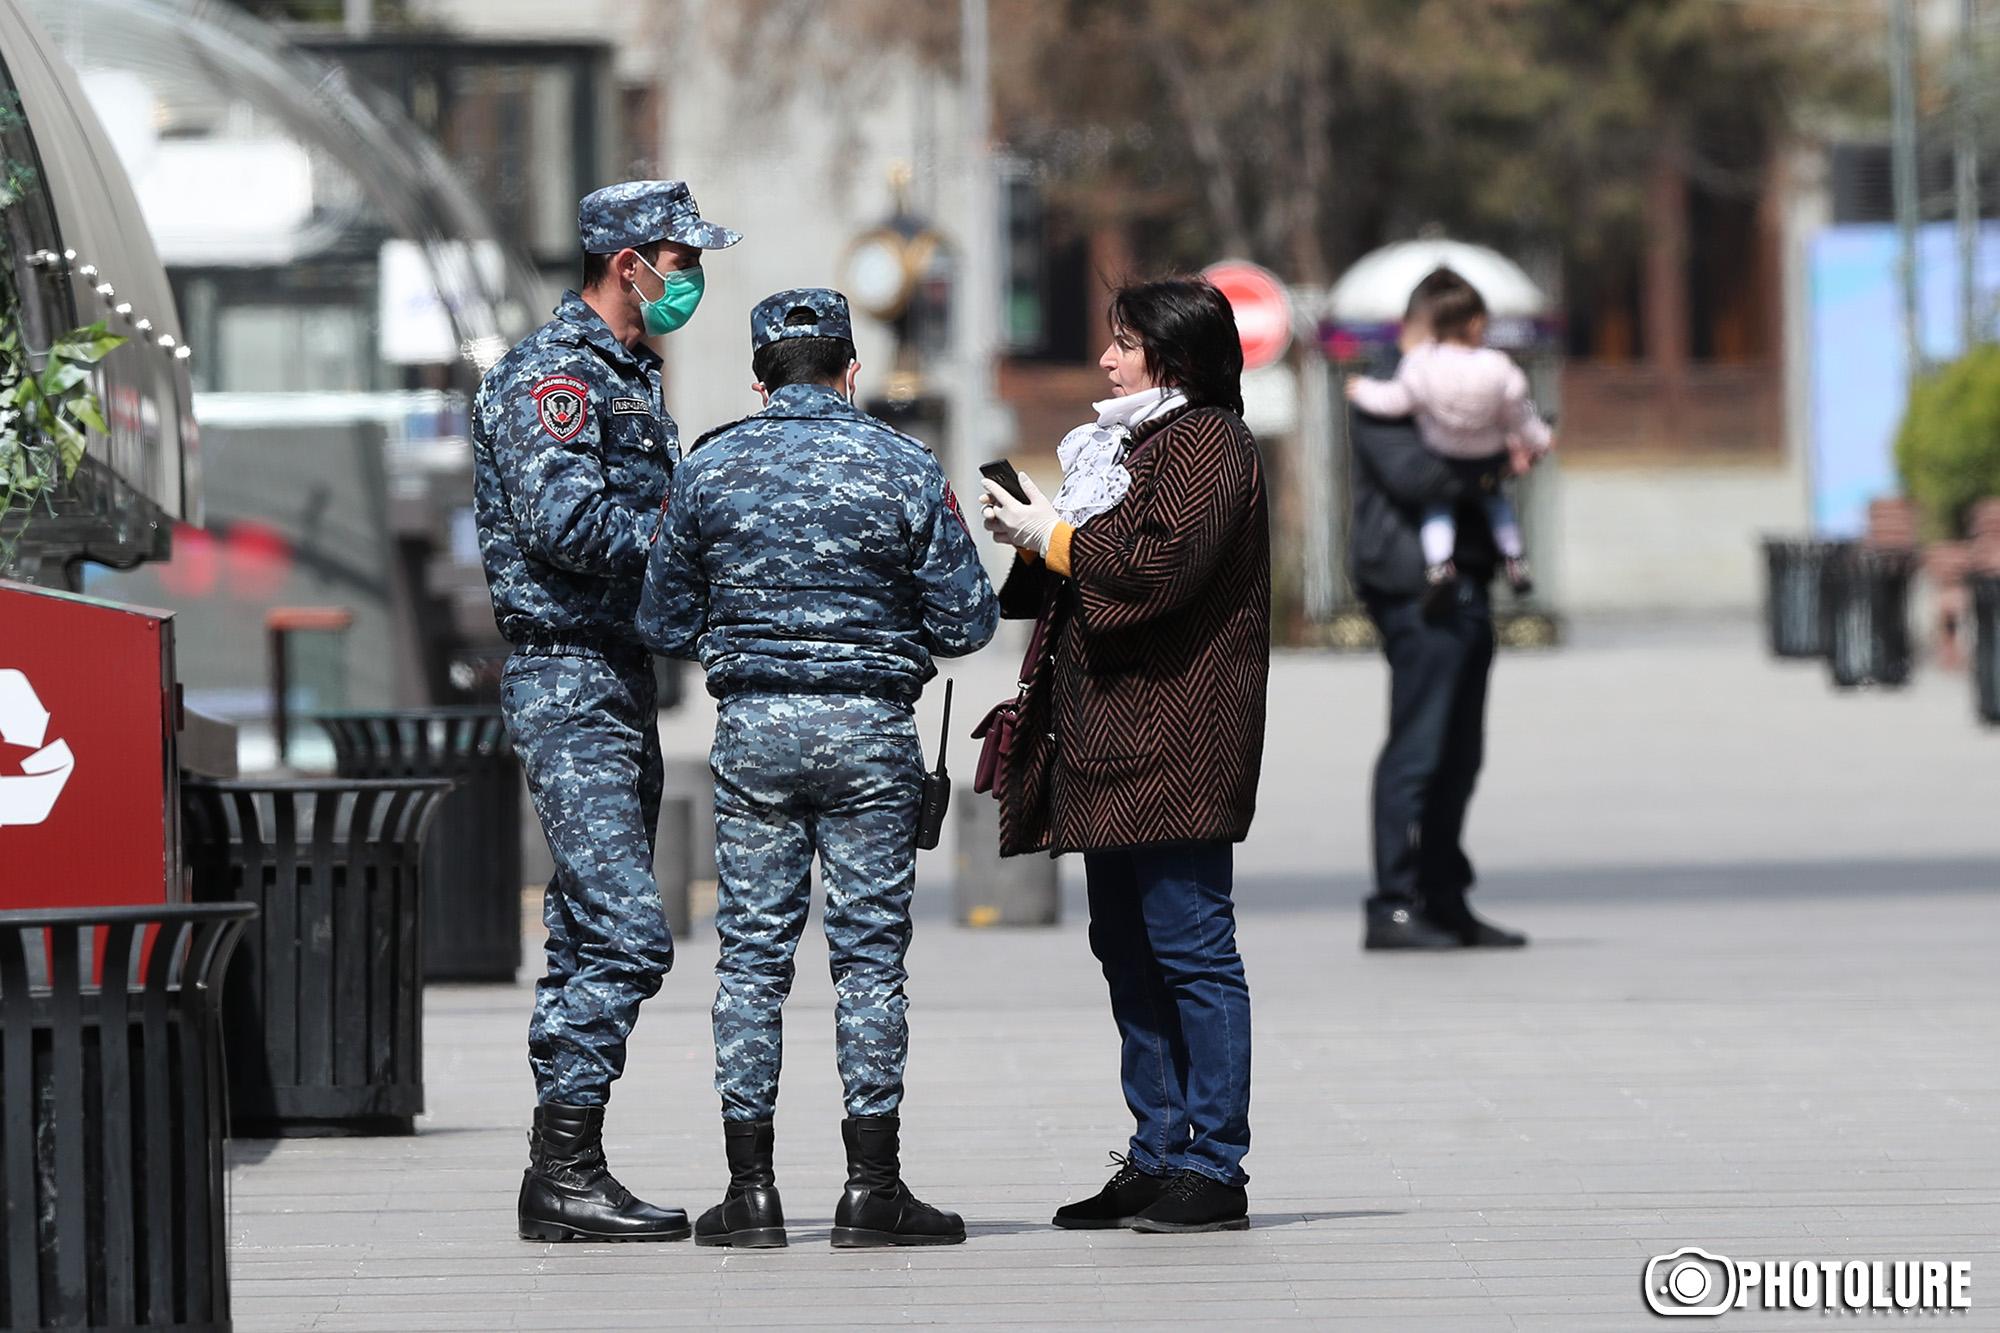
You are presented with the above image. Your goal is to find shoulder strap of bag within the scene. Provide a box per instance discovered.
[1013,595,1057,701]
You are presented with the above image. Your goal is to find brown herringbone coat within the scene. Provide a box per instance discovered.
[994,404,1270,856]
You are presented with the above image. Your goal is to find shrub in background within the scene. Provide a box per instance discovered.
[1896,345,2000,540]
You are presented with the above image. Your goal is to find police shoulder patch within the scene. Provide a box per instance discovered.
[532,375,591,442]
[942,482,970,535]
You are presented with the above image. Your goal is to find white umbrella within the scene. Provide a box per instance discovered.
[1327,238,1549,322]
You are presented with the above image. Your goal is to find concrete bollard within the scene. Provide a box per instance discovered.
[660,757,718,882]
[953,786,1059,927]
[654,793,695,939]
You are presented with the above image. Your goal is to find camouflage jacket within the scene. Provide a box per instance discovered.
[472,291,675,650]
[636,383,998,702]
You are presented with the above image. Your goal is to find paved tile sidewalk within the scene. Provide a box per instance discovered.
[227,625,2000,1330]
[227,882,1998,1331]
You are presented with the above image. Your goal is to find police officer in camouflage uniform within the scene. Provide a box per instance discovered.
[472,180,739,1244]
[637,289,998,1249]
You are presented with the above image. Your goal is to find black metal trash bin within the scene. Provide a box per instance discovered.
[1971,573,2000,725]
[315,709,524,982]
[1761,537,1848,659]
[1823,545,1917,689]
[1,903,256,1333]
[183,779,449,1137]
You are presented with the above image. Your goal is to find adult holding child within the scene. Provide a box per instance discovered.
[977,275,1270,1234]
[1348,267,1535,952]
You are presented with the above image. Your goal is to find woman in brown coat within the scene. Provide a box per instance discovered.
[979,276,1270,1233]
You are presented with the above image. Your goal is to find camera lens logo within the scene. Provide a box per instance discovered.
[0,670,77,828]
[1646,1247,1739,1317]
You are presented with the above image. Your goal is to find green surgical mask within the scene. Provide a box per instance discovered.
[635,257,703,336]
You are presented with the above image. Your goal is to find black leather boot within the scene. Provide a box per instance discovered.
[829,1115,965,1247]
[694,1118,786,1248]
[518,1104,691,1242]
[1363,900,1463,951]
[1052,1152,1172,1229]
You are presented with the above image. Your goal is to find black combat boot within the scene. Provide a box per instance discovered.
[1052,1152,1172,1229]
[1363,900,1462,951]
[517,1104,691,1242]
[829,1115,966,1247]
[694,1118,787,1248]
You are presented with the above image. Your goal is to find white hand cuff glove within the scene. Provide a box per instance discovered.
[980,472,1062,555]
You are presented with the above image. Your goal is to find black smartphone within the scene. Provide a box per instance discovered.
[979,459,1031,505]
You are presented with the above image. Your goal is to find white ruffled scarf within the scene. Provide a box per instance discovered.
[1051,387,1187,525]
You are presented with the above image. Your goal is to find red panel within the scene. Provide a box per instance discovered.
[1203,259,1295,371]
[0,581,175,909]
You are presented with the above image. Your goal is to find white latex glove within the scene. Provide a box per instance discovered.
[980,472,1061,555]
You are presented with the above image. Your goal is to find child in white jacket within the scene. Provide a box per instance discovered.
[1346,267,1552,600]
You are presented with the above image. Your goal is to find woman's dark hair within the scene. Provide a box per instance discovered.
[1108,277,1245,418]
[1407,266,1486,341]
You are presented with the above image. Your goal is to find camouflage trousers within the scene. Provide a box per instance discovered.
[710,693,923,1121]
[502,650,670,1106]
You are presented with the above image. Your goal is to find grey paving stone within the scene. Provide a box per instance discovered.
[223,630,2000,1332]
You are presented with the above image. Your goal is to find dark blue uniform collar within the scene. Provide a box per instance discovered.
[554,290,661,372]
[758,382,865,420]
[690,382,887,454]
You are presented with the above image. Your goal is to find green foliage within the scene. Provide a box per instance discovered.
[0,320,127,571]
[0,98,35,211]
[1894,345,2000,540]
[1,78,125,572]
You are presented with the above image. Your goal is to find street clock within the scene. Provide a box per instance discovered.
[844,225,940,323]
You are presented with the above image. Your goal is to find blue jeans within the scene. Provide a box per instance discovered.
[1083,840,1252,1186]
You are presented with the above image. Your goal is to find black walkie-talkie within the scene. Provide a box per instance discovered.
[916,680,952,851]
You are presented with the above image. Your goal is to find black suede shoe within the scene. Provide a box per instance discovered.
[1427,904,1529,949]
[695,1118,787,1248]
[1129,1170,1249,1234]
[1052,1153,1171,1230]
[829,1115,966,1247]
[518,1104,691,1242]
[1363,902,1463,951]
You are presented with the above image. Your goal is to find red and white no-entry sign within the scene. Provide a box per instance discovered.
[1203,259,1294,370]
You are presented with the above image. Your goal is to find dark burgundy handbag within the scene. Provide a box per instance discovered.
[971,609,1053,796]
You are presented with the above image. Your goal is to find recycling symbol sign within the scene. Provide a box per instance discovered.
[0,669,76,827]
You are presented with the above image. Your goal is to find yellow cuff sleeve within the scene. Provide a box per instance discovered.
[1044,523,1075,577]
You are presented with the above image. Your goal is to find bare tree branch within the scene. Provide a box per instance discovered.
[1134,1,1254,257]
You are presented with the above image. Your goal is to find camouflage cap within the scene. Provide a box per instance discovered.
[579,179,742,253]
[751,288,855,351]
